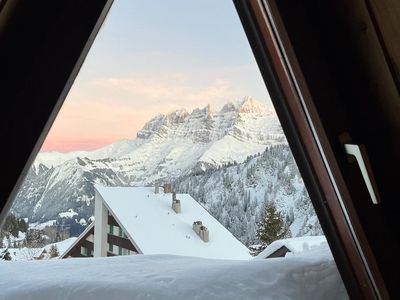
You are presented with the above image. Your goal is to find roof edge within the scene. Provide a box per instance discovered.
[59,222,94,258]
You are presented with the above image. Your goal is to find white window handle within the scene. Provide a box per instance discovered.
[344,144,381,204]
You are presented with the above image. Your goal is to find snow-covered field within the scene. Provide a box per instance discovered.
[1,237,77,261]
[0,244,348,300]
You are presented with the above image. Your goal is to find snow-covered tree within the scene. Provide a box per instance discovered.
[173,144,322,246]
[0,213,27,240]
[252,201,291,255]
[49,245,59,258]
[24,229,47,248]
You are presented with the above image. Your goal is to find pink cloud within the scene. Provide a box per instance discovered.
[92,74,237,110]
[41,69,267,152]
[42,101,152,152]
[42,137,117,152]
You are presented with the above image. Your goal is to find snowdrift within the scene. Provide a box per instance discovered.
[0,244,348,300]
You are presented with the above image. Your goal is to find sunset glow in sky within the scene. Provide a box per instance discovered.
[42,0,270,152]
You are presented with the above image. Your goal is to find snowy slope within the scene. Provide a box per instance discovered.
[33,151,92,169]
[33,140,139,169]
[173,144,323,245]
[0,247,44,261]
[0,244,348,300]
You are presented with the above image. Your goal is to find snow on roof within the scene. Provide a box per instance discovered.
[44,237,78,257]
[1,238,78,261]
[1,247,45,261]
[256,236,327,259]
[96,186,251,260]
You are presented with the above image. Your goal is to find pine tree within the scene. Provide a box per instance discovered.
[17,218,28,233]
[25,229,47,248]
[49,245,59,258]
[0,213,28,247]
[252,201,291,255]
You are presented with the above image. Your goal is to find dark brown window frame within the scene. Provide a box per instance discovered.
[0,0,114,224]
[234,0,389,299]
[0,0,393,298]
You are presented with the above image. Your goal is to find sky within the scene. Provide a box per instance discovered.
[42,0,270,152]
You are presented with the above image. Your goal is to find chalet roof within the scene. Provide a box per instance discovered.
[44,237,77,257]
[60,223,93,259]
[96,186,251,260]
[256,236,327,259]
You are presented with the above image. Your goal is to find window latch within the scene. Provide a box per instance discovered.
[344,144,381,205]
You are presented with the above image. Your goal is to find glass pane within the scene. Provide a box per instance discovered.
[1,1,347,299]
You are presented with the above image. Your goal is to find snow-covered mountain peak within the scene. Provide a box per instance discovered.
[237,96,272,116]
[220,101,237,113]
[165,109,189,123]
[219,97,272,116]
[36,98,283,172]
[136,98,276,141]
[191,104,213,116]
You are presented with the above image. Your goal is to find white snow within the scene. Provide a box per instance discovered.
[1,247,45,261]
[44,237,78,257]
[200,135,267,166]
[35,140,138,168]
[0,243,348,300]
[256,236,327,259]
[1,231,26,248]
[34,150,92,168]
[97,186,251,260]
[29,220,56,230]
[58,209,78,219]
[1,238,77,261]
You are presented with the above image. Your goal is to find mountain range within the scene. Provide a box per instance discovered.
[12,97,322,245]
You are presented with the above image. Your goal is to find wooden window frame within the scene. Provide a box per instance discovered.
[0,0,392,298]
[234,0,389,298]
[0,0,115,225]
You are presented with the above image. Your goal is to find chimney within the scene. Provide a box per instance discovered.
[199,226,209,242]
[192,221,202,235]
[163,183,172,193]
[172,199,181,214]
[155,183,159,194]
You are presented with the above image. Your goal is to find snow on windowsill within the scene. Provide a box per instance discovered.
[0,243,348,300]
